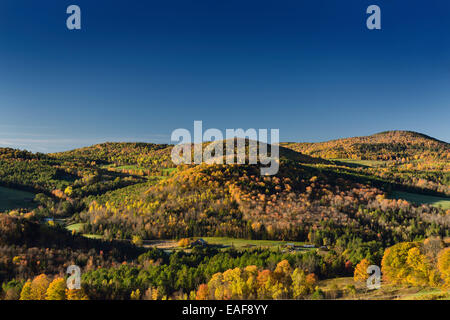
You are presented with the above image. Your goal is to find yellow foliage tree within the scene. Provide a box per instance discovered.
[19,281,33,300]
[354,259,371,282]
[207,273,225,300]
[381,242,417,284]
[291,268,309,299]
[64,186,73,197]
[437,248,450,289]
[130,289,141,300]
[223,268,245,299]
[30,274,50,300]
[178,238,191,247]
[256,269,272,299]
[66,288,89,300]
[132,235,143,246]
[274,260,293,287]
[405,247,433,286]
[382,241,440,287]
[46,278,67,300]
[243,265,258,299]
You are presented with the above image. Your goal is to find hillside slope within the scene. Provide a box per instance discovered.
[51,142,174,168]
[281,131,449,161]
[81,159,449,245]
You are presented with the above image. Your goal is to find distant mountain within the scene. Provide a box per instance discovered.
[199,138,329,165]
[51,139,329,168]
[0,147,45,160]
[51,142,174,168]
[281,131,449,161]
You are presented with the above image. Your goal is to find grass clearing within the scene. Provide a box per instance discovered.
[82,234,103,239]
[162,168,177,174]
[201,237,308,249]
[0,186,36,211]
[397,288,449,300]
[331,159,386,168]
[134,237,312,252]
[391,191,450,210]
[318,277,448,300]
[66,222,102,239]
[102,164,144,171]
[66,222,85,233]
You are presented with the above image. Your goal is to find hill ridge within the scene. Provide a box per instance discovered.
[281,130,449,161]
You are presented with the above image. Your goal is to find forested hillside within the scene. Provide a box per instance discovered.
[52,142,174,171]
[282,131,449,162]
[0,131,449,300]
[81,161,449,244]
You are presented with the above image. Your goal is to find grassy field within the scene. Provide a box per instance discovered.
[391,191,450,210]
[397,288,449,300]
[318,277,449,300]
[66,222,103,239]
[0,186,36,212]
[81,234,103,239]
[102,164,144,170]
[59,230,313,251]
[200,237,308,249]
[105,237,313,252]
[331,159,386,168]
[66,222,85,233]
[102,165,177,172]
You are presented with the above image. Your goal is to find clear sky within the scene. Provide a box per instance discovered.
[0,0,449,152]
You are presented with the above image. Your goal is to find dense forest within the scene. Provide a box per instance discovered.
[0,131,449,300]
[282,131,450,162]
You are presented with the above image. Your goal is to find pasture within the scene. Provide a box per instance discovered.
[331,159,386,168]
[200,237,309,250]
[391,191,450,210]
[318,277,449,300]
[0,186,35,212]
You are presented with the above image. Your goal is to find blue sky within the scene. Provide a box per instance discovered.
[0,0,449,152]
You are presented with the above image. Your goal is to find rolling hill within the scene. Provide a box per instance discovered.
[51,142,174,169]
[281,130,449,161]
[1,131,449,301]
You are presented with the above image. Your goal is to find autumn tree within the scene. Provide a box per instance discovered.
[19,281,33,300]
[353,259,371,282]
[274,260,293,287]
[195,284,209,300]
[291,268,309,299]
[243,265,259,299]
[381,242,417,284]
[31,274,51,300]
[207,273,226,300]
[305,273,318,287]
[437,248,450,289]
[382,242,439,287]
[132,235,143,246]
[223,268,245,299]
[46,278,67,300]
[178,238,191,248]
[405,247,434,286]
[66,288,89,300]
[256,269,272,299]
[130,289,141,300]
